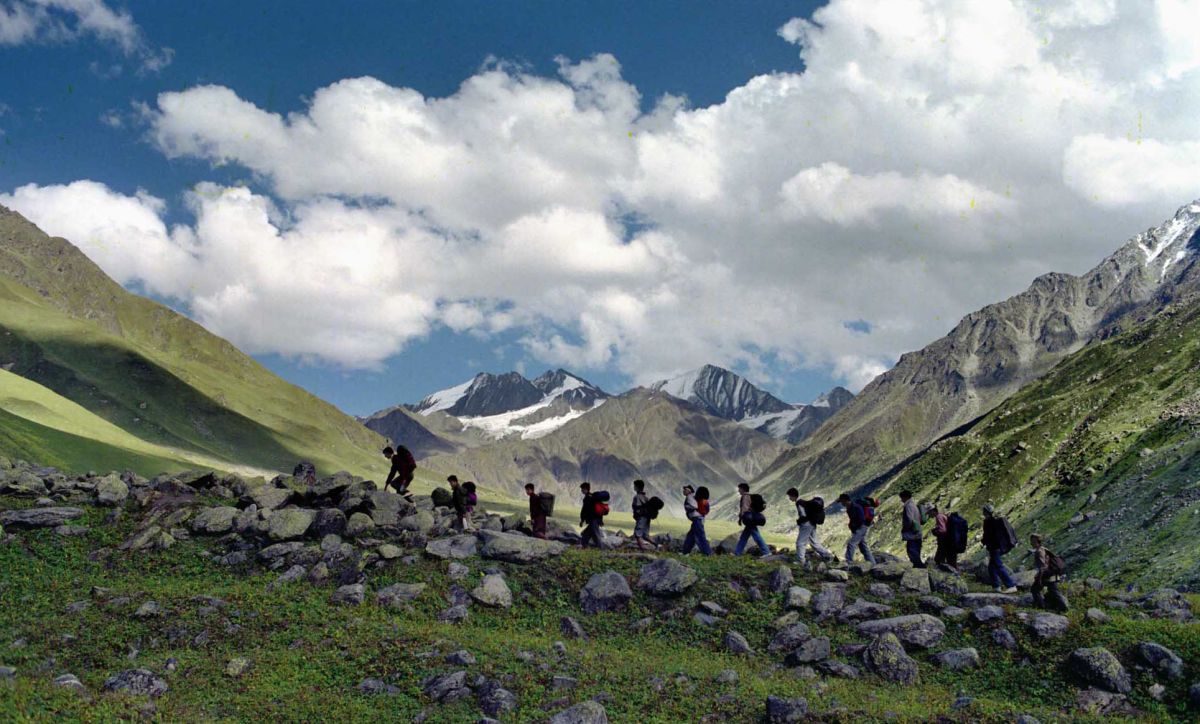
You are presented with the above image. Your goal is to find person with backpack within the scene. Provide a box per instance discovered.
[579,482,606,549]
[838,493,877,564]
[734,483,770,556]
[462,481,478,531]
[448,476,469,531]
[382,444,416,495]
[681,484,712,555]
[1029,533,1069,612]
[930,504,957,572]
[787,488,833,568]
[899,490,927,568]
[981,504,1018,593]
[525,483,548,539]
[631,479,655,550]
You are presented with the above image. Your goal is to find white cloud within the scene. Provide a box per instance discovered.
[0,0,171,72]
[5,0,1200,393]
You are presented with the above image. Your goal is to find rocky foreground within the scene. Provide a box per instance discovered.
[1,458,1199,722]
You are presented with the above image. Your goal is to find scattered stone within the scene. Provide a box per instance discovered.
[479,530,566,563]
[837,598,891,623]
[692,611,719,627]
[825,569,850,582]
[0,507,84,529]
[425,535,478,560]
[134,601,161,619]
[933,648,980,671]
[376,582,426,609]
[0,666,14,679]
[715,669,739,684]
[358,678,400,696]
[552,675,578,690]
[768,624,812,654]
[1076,687,1133,716]
[471,574,513,609]
[784,586,812,610]
[102,669,168,697]
[992,628,1018,651]
[267,508,315,541]
[311,508,346,537]
[941,606,968,621]
[189,506,239,534]
[811,583,846,620]
[1189,682,1200,708]
[445,650,476,666]
[769,565,794,593]
[377,544,402,560]
[818,660,861,679]
[54,674,86,694]
[225,658,251,678]
[560,616,587,639]
[476,678,518,717]
[258,541,305,562]
[1067,647,1132,694]
[549,700,609,724]
[765,695,808,723]
[636,558,698,597]
[869,560,908,581]
[580,571,633,614]
[53,525,89,537]
[1134,641,1184,680]
[868,584,895,602]
[437,605,469,623]
[1086,607,1109,624]
[422,670,470,703]
[331,584,365,606]
[856,614,946,649]
[862,632,919,684]
[785,636,831,665]
[971,605,1004,624]
[724,630,753,655]
[447,561,470,580]
[1027,612,1070,639]
[928,569,968,595]
[960,592,1019,608]
[918,595,946,612]
[95,476,129,506]
[900,568,931,593]
[345,512,375,538]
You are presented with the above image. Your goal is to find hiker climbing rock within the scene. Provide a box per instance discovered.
[382,444,416,495]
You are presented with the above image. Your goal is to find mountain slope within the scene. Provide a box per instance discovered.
[749,200,1200,509]
[868,292,1200,588]
[423,388,789,515]
[0,206,389,479]
[359,404,465,459]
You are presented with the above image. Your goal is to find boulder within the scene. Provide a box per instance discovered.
[476,678,518,718]
[785,636,831,665]
[358,678,400,696]
[971,606,1005,624]
[724,630,753,655]
[1027,612,1070,639]
[189,506,240,534]
[933,648,980,671]
[0,507,84,530]
[900,568,931,593]
[768,624,812,654]
[1133,642,1184,680]
[549,700,609,724]
[992,628,1018,651]
[863,632,919,684]
[811,583,846,620]
[376,582,427,609]
[929,568,968,595]
[837,598,892,623]
[869,560,908,581]
[825,569,850,582]
[769,565,794,593]
[765,695,808,723]
[960,592,1018,608]
[856,614,946,649]
[636,558,698,597]
[580,571,633,614]
[471,574,513,609]
[422,670,470,703]
[784,586,812,610]
[561,616,587,639]
[363,490,413,527]
[437,604,469,623]
[267,508,315,541]
[1067,647,1132,694]
[430,487,454,508]
[398,511,435,534]
[95,475,129,506]
[248,486,293,511]
[425,535,478,560]
[331,584,366,606]
[479,530,566,563]
[102,669,168,697]
[312,508,346,537]
[345,512,375,538]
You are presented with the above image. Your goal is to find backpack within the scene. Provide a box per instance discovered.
[750,493,767,513]
[747,511,767,527]
[594,490,611,503]
[594,501,610,517]
[697,499,710,516]
[397,446,416,474]
[466,492,478,506]
[999,517,1018,554]
[948,513,969,554]
[538,492,556,517]
[807,498,826,525]
[647,496,664,520]
[1046,550,1066,577]
[858,497,879,526]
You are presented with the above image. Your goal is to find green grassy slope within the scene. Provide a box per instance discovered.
[866,295,1200,588]
[1,504,1197,722]
[0,207,389,479]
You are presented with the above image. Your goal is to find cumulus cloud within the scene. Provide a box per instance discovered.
[0,0,172,72]
[5,0,1200,392]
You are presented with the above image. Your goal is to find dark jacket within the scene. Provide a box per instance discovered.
[451,486,467,515]
[982,516,1012,552]
[580,493,594,525]
[846,502,866,532]
[384,446,416,488]
[529,493,545,519]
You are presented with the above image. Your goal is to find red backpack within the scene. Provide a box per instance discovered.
[697,499,710,516]
[858,497,879,526]
[594,501,610,517]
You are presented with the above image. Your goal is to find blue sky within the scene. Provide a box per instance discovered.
[2,0,1196,417]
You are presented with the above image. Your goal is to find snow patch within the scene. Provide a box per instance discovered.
[416,377,474,415]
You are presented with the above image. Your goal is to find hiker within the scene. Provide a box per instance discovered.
[839,493,877,564]
[631,479,654,550]
[462,481,478,531]
[930,505,956,572]
[525,483,548,539]
[681,484,712,555]
[787,488,833,567]
[382,444,416,495]
[900,490,926,568]
[579,483,603,549]
[448,476,470,531]
[981,504,1018,593]
[734,483,770,556]
[1030,534,1070,612]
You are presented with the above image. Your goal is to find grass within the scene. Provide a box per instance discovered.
[2,502,1198,722]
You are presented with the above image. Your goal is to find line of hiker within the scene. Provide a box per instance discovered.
[383,444,1068,614]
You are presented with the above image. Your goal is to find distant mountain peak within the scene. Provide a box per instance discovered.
[650,364,792,422]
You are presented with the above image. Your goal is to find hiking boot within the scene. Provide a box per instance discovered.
[1001,587,1018,594]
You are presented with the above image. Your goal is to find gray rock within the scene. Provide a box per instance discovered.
[768,623,812,654]
[1134,641,1184,680]
[900,568,931,593]
[918,595,946,611]
[437,605,469,623]
[267,508,315,541]
[0,507,84,529]
[1067,647,1132,694]
[933,648,980,671]
[397,511,435,533]
[258,541,305,562]
[856,614,946,649]
[784,586,812,610]
[928,569,968,595]
[445,650,476,666]
[971,605,1005,624]
[189,506,240,535]
[552,675,578,690]
[818,660,861,679]
[580,570,632,613]
[377,582,427,608]
[868,582,894,600]
[358,678,400,696]
[249,486,292,511]
[422,670,470,703]
[95,475,129,506]
[225,658,251,677]
[476,678,518,717]
[837,598,891,623]
[960,592,1018,609]
[377,543,402,560]
[769,565,794,593]
[270,564,307,588]
[811,583,846,620]
[785,636,830,665]
[471,574,513,609]
[992,628,1018,651]
[870,560,908,581]
[693,611,720,627]
[134,601,161,619]
[345,512,375,538]
[825,569,850,582]
[1027,612,1069,639]
[636,558,698,597]
[1189,682,1200,708]
[561,616,587,639]
[479,530,566,563]
[54,674,86,693]
[1086,607,1109,623]
[102,669,168,697]
[425,535,478,560]
[863,632,919,684]
[941,606,968,621]
[549,700,609,724]
[331,584,365,606]
[312,508,347,537]
[765,695,808,723]
[724,630,753,655]
[0,666,15,679]
[715,669,739,684]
